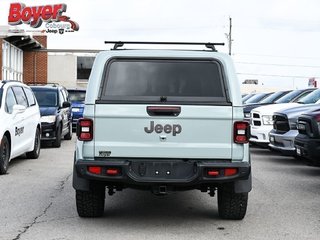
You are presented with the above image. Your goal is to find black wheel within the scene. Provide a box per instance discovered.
[218,184,248,220]
[64,122,72,140]
[0,136,10,174]
[26,128,41,159]
[52,124,62,148]
[76,189,105,217]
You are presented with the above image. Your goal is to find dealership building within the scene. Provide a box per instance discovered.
[0,26,95,89]
[0,26,48,85]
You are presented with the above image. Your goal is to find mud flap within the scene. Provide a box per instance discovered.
[72,153,90,191]
[234,172,252,193]
[72,164,90,191]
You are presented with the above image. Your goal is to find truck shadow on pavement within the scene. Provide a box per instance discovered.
[95,190,221,221]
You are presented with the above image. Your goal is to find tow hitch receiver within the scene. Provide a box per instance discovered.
[152,185,168,195]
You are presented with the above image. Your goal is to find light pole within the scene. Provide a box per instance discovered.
[225,17,233,56]
[228,17,232,56]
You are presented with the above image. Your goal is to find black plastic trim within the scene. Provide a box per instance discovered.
[74,158,250,186]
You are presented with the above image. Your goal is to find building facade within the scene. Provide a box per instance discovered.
[0,28,47,84]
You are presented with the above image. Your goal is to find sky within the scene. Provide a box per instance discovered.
[1,0,320,90]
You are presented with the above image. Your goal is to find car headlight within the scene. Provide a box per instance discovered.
[289,119,298,130]
[262,115,273,125]
[244,112,250,118]
[41,115,56,123]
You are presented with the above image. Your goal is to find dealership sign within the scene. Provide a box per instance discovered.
[8,3,79,32]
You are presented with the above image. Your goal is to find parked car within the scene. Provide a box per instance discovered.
[294,110,320,165]
[68,89,86,131]
[249,88,315,146]
[31,85,72,148]
[0,80,41,174]
[73,42,251,219]
[243,92,271,105]
[242,93,256,103]
[243,90,291,120]
[269,88,320,155]
[274,88,315,104]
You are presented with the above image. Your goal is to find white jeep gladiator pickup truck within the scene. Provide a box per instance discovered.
[73,41,251,219]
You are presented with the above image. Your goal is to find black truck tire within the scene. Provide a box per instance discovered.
[64,123,72,140]
[0,135,10,175]
[218,184,248,220]
[26,128,41,159]
[76,189,105,217]
[52,124,62,148]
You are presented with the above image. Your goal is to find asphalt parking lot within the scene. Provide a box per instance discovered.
[1,138,320,240]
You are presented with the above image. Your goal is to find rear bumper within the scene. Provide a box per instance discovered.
[294,135,320,162]
[73,158,251,193]
[268,129,298,155]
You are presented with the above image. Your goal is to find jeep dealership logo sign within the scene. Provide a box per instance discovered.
[8,3,79,32]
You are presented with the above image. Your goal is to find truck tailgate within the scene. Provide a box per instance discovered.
[94,104,232,159]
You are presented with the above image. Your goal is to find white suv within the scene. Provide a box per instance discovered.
[0,80,41,174]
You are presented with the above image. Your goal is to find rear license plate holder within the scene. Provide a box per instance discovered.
[128,160,197,182]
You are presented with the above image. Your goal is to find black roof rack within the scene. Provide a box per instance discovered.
[46,82,60,87]
[0,80,24,90]
[104,41,225,51]
[1,80,22,84]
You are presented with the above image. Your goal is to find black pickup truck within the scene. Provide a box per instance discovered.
[294,110,320,165]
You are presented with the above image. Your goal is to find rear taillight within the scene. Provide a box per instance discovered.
[87,166,121,176]
[234,121,249,144]
[225,168,238,176]
[106,168,121,176]
[77,118,93,141]
[88,166,102,175]
[206,168,238,177]
[207,169,220,176]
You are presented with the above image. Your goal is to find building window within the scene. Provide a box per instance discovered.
[77,56,95,80]
[1,40,23,81]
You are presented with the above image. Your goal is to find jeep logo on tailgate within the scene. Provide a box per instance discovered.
[144,121,182,136]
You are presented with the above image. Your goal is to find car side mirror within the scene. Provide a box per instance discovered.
[12,104,26,114]
[62,101,71,108]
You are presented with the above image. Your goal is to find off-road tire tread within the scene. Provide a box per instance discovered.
[218,185,248,220]
[76,189,105,217]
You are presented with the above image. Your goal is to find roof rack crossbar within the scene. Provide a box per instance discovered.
[28,82,60,87]
[1,80,23,84]
[104,41,225,51]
